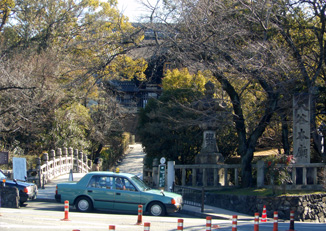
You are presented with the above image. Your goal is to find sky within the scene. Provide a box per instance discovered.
[117,0,159,22]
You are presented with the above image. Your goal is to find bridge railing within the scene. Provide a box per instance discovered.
[9,147,92,187]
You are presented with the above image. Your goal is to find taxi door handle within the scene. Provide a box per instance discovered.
[116,193,121,196]
[88,190,93,193]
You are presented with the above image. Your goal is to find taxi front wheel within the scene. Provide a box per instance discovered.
[149,202,166,216]
[76,196,93,212]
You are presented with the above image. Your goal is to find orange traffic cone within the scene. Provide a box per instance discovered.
[261,205,267,222]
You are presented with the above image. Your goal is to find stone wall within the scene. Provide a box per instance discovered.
[0,186,20,208]
[205,193,326,223]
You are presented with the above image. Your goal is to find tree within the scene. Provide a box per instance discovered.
[0,0,147,156]
[0,50,63,154]
[144,0,297,187]
[137,88,203,165]
[0,0,14,32]
[266,0,326,161]
[138,68,237,166]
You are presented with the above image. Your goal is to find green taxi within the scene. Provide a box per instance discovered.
[55,171,183,216]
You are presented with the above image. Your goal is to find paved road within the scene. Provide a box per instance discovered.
[116,143,145,177]
[1,206,326,231]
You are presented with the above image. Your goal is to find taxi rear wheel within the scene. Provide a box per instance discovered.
[76,196,93,212]
[148,202,166,216]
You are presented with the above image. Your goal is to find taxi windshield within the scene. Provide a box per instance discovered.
[131,176,151,191]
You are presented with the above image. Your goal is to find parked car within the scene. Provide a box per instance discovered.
[0,170,38,205]
[55,171,183,216]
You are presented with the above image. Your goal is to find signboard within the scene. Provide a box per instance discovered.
[158,164,166,188]
[0,152,9,165]
[13,157,27,181]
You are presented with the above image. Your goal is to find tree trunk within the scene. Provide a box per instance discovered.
[241,149,254,187]
[215,71,278,187]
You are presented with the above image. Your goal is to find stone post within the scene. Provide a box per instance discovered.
[50,150,55,178]
[68,147,73,171]
[167,161,175,192]
[56,148,62,175]
[83,154,88,172]
[152,158,159,188]
[43,153,49,184]
[78,151,83,173]
[63,147,68,172]
[74,149,78,173]
[36,157,42,188]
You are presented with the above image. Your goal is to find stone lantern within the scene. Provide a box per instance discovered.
[193,81,225,165]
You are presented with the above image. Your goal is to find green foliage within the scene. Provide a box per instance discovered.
[137,89,203,166]
[162,68,209,92]
[48,103,92,151]
[0,0,146,160]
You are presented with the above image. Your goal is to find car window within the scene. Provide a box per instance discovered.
[131,176,151,191]
[88,176,114,189]
[114,177,136,191]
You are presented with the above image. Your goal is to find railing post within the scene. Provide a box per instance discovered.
[303,167,307,186]
[68,147,73,171]
[182,168,186,186]
[192,168,196,187]
[43,153,49,185]
[36,157,42,188]
[57,148,62,175]
[74,149,78,173]
[50,149,55,178]
[234,168,239,186]
[62,147,68,173]
[313,167,317,185]
[213,168,218,187]
[224,168,228,186]
[78,151,83,173]
[83,153,87,173]
[292,167,297,185]
[203,168,207,187]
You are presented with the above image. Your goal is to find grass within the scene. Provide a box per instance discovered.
[211,187,325,197]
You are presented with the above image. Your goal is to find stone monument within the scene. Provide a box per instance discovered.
[193,81,225,165]
[293,93,310,163]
